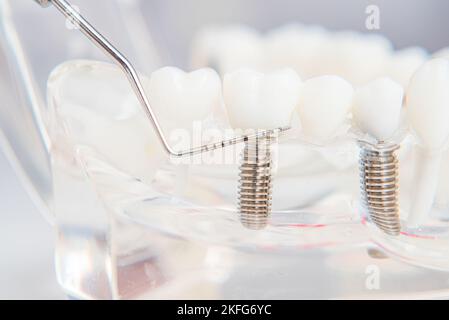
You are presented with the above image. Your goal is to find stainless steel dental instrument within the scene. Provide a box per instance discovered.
[33,0,289,157]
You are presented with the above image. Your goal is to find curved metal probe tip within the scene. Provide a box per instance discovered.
[34,0,290,157]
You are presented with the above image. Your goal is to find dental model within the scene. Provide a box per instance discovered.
[223,68,301,229]
[353,78,404,236]
[296,75,353,141]
[406,58,449,227]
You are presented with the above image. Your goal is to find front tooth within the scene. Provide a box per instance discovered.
[432,49,449,213]
[386,47,428,89]
[265,24,328,79]
[190,25,264,74]
[297,75,353,140]
[223,68,301,129]
[352,77,404,142]
[407,59,449,149]
[406,58,449,226]
[148,66,223,131]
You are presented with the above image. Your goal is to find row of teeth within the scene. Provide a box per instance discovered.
[149,59,448,146]
[148,55,449,230]
[191,23,449,89]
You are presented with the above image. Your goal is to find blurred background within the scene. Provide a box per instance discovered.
[0,0,448,299]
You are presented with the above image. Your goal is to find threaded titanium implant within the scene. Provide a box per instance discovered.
[359,142,401,236]
[238,134,275,230]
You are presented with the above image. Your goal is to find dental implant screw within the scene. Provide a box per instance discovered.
[238,133,275,230]
[359,141,401,236]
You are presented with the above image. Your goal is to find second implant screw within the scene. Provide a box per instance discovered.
[238,134,275,230]
[359,142,401,236]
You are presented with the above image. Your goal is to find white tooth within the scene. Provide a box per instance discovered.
[433,46,449,212]
[433,47,449,60]
[406,58,449,227]
[353,77,404,142]
[148,66,223,130]
[297,75,353,140]
[386,47,428,88]
[190,25,264,74]
[320,32,392,85]
[408,59,449,149]
[265,24,329,79]
[223,68,301,129]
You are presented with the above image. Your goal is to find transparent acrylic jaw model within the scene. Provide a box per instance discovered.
[2,0,449,299]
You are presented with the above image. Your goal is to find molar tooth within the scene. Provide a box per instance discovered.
[223,68,301,130]
[148,66,223,132]
[297,75,353,140]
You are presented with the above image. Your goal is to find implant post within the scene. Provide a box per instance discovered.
[359,141,401,236]
[238,133,276,230]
